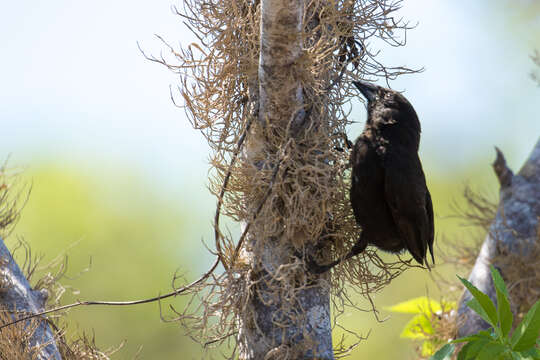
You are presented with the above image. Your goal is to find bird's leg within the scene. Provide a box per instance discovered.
[333,132,353,153]
[306,233,368,274]
[342,132,353,150]
[305,256,340,275]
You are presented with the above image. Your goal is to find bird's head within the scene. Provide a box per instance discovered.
[352,80,420,133]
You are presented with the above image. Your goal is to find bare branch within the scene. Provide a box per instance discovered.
[458,138,540,336]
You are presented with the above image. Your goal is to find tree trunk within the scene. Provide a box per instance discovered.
[237,0,333,358]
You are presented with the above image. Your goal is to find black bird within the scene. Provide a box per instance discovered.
[310,80,434,273]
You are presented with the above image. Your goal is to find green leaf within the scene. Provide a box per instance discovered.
[458,276,498,327]
[429,344,454,360]
[512,300,540,351]
[490,266,513,338]
[457,339,489,360]
[521,347,540,360]
[451,336,480,343]
[451,330,493,343]
[386,296,455,314]
[490,265,510,297]
[476,341,508,360]
[467,298,497,328]
[495,290,513,339]
[400,314,433,339]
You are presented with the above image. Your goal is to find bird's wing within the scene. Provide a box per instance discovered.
[383,152,432,265]
[425,190,435,264]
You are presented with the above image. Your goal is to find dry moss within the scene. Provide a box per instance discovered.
[0,309,45,360]
[418,306,458,360]
[442,186,498,271]
[496,228,540,319]
[0,161,28,238]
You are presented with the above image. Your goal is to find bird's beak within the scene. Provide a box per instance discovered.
[352,80,378,102]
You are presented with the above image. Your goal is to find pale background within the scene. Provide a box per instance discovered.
[1,1,539,358]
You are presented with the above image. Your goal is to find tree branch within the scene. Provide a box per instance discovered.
[0,237,62,360]
[457,138,540,336]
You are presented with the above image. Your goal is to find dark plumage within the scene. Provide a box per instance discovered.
[309,80,434,273]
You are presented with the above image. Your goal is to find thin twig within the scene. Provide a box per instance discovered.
[214,110,256,271]
[0,257,220,330]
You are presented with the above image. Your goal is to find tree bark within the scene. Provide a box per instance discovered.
[237,0,333,358]
[0,237,62,359]
[457,138,540,336]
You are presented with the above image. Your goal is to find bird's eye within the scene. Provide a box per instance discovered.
[385,93,392,99]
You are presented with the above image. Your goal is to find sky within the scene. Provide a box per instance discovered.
[1,1,206,201]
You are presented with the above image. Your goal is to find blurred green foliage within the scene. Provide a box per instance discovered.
[10,164,209,359]
[387,296,456,357]
[5,159,499,359]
